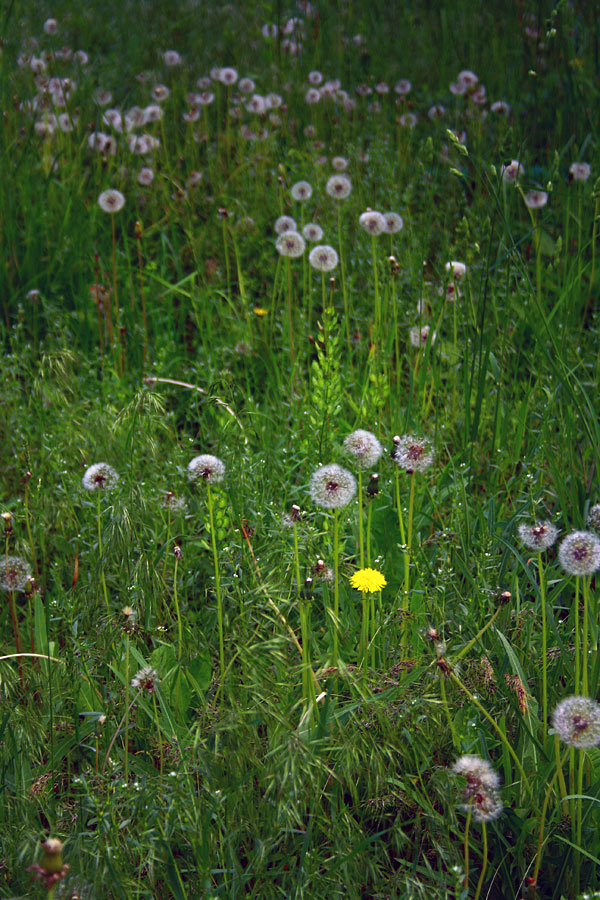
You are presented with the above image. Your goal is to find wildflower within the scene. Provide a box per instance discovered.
[265,92,282,109]
[163,50,181,66]
[350,567,387,593]
[491,100,510,115]
[399,112,417,128]
[82,463,119,491]
[449,80,467,96]
[291,180,313,201]
[303,222,324,242]
[308,70,323,85]
[517,521,558,551]
[253,306,267,316]
[359,210,386,236]
[569,162,591,182]
[308,244,338,272]
[446,260,466,280]
[1,556,32,592]
[188,454,225,484]
[310,464,356,509]
[98,189,125,214]
[343,429,382,468]
[43,18,59,34]
[276,230,306,258]
[428,104,446,120]
[409,325,436,347]
[382,212,404,234]
[501,160,524,183]
[131,665,160,693]
[457,69,478,89]
[524,190,548,210]
[452,755,503,822]
[332,156,348,171]
[394,79,412,94]
[262,23,278,38]
[552,696,600,748]
[326,174,352,200]
[137,167,154,186]
[161,491,186,512]
[274,215,297,235]
[218,67,238,85]
[246,94,266,114]
[587,504,600,531]
[94,88,113,106]
[305,87,321,104]
[558,530,600,576]
[391,435,434,473]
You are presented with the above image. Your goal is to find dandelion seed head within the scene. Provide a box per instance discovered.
[558,530,600,576]
[394,79,412,94]
[569,162,591,183]
[409,325,436,347]
[587,504,600,531]
[326,174,352,200]
[517,521,558,551]
[308,244,338,272]
[291,180,313,201]
[359,210,386,236]
[383,212,404,234]
[303,223,324,242]
[276,230,306,258]
[163,50,182,66]
[98,189,125,213]
[391,435,434,473]
[343,429,383,468]
[161,492,187,512]
[552,696,600,748]
[131,665,159,693]
[331,156,348,171]
[446,260,466,280]
[399,112,418,128]
[274,215,297,235]
[188,454,225,485]
[524,190,548,210]
[219,67,238,85]
[137,167,154,186]
[310,464,356,509]
[452,755,503,821]
[501,160,524,183]
[82,463,119,492]
[0,556,32,592]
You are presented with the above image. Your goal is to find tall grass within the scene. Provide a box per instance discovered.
[2,1,600,898]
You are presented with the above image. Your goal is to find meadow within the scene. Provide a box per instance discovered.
[2,1,600,898]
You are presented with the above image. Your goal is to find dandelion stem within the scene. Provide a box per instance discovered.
[371,233,380,345]
[173,552,182,661]
[97,491,109,610]
[124,633,129,783]
[333,509,340,668]
[574,576,580,695]
[533,748,570,885]
[473,821,488,900]
[208,484,225,691]
[357,468,364,568]
[152,691,164,777]
[538,551,549,737]
[463,806,472,892]
[286,257,295,374]
[582,575,589,697]
[337,203,351,353]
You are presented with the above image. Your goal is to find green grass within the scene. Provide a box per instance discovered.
[2,1,600,898]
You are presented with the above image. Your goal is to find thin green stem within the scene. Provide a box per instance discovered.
[463,806,472,893]
[538,551,548,737]
[124,633,129,783]
[97,491,109,610]
[358,468,364,568]
[337,203,351,352]
[173,554,182,661]
[533,749,570,885]
[473,821,488,900]
[333,509,340,668]
[208,485,225,690]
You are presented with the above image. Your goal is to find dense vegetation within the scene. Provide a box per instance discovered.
[2,2,600,898]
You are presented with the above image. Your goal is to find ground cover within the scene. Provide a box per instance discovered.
[2,2,600,898]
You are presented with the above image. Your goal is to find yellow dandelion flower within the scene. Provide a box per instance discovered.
[350,568,387,593]
[253,306,268,317]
